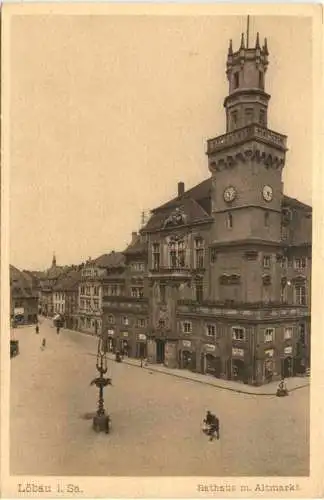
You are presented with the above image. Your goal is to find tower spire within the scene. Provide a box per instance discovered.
[246,15,250,49]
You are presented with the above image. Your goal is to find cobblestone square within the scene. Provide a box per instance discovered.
[10,322,309,476]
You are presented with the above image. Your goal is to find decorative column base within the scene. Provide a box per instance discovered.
[92,414,111,433]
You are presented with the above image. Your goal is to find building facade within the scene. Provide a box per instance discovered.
[10,265,39,325]
[53,269,81,329]
[137,33,311,385]
[39,255,69,317]
[102,232,149,357]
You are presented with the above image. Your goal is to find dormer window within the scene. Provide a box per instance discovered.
[234,72,240,89]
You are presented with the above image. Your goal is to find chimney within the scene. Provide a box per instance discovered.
[178,182,185,198]
[131,231,137,243]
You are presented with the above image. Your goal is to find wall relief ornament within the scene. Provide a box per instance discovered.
[163,207,187,228]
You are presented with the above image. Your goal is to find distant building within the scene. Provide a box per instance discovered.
[39,254,70,316]
[53,268,82,329]
[10,265,39,325]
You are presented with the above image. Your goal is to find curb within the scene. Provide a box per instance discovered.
[107,356,310,397]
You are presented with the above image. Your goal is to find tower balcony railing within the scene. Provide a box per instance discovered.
[207,124,287,154]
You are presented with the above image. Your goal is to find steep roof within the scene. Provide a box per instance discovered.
[95,251,125,268]
[10,265,39,298]
[53,269,81,292]
[124,235,148,256]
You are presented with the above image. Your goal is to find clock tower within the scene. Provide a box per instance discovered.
[208,33,287,243]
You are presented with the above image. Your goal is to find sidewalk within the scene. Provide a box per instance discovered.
[106,353,310,396]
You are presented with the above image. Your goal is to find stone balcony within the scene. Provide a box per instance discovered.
[207,124,287,155]
[148,266,192,281]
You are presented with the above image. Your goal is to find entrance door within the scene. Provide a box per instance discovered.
[156,339,165,363]
[232,359,245,382]
[282,356,293,378]
[205,355,222,378]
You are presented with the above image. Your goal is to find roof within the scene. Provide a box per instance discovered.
[124,236,148,256]
[142,177,311,233]
[94,251,125,269]
[53,269,82,292]
[10,265,39,298]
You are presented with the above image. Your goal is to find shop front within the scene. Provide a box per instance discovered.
[136,333,147,359]
[106,329,115,353]
[264,348,275,383]
[201,344,221,378]
[120,331,130,357]
[231,347,246,382]
[178,340,196,371]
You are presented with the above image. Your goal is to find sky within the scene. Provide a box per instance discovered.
[8,12,313,271]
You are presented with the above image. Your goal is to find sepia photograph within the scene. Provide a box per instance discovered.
[1,3,323,497]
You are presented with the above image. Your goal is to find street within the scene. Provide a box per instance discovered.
[10,319,309,477]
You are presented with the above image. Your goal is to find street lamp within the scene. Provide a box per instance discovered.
[90,333,112,433]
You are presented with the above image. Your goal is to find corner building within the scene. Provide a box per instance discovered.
[140,33,311,385]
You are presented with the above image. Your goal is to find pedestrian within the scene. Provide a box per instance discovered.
[40,338,46,350]
[56,326,60,335]
[35,324,39,334]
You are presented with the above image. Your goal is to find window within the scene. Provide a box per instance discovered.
[182,321,192,334]
[227,213,233,229]
[194,238,205,269]
[264,328,274,343]
[93,299,99,310]
[280,257,288,269]
[234,72,239,89]
[264,211,270,227]
[245,108,254,124]
[232,327,245,341]
[210,248,217,263]
[294,257,307,270]
[131,287,144,298]
[259,71,264,89]
[169,240,186,268]
[108,315,115,324]
[294,285,307,305]
[158,319,166,328]
[298,323,306,345]
[195,280,203,303]
[136,318,147,328]
[284,327,293,340]
[160,284,166,303]
[231,110,238,129]
[206,324,216,337]
[122,316,129,326]
[152,243,160,270]
[259,109,266,126]
[132,262,145,272]
[280,283,287,303]
[263,255,271,268]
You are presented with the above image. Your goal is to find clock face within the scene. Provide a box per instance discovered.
[263,185,273,202]
[223,186,237,203]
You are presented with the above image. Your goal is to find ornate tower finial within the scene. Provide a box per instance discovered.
[246,15,250,49]
[263,37,269,56]
[240,32,245,50]
[228,39,233,56]
[52,253,57,268]
[256,32,260,49]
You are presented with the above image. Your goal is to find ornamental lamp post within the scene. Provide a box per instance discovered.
[90,331,112,433]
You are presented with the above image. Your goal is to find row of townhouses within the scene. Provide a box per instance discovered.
[10,32,311,386]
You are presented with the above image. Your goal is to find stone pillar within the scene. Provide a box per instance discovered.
[147,339,157,363]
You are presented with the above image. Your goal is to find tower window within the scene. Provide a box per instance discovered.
[231,111,238,129]
[226,213,233,229]
[245,108,254,125]
[259,71,264,89]
[233,72,239,89]
[259,109,266,126]
[264,211,270,227]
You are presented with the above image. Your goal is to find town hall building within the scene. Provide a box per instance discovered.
[135,32,311,385]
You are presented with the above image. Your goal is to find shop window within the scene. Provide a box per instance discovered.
[264,328,274,343]
[182,321,192,334]
[232,327,245,341]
